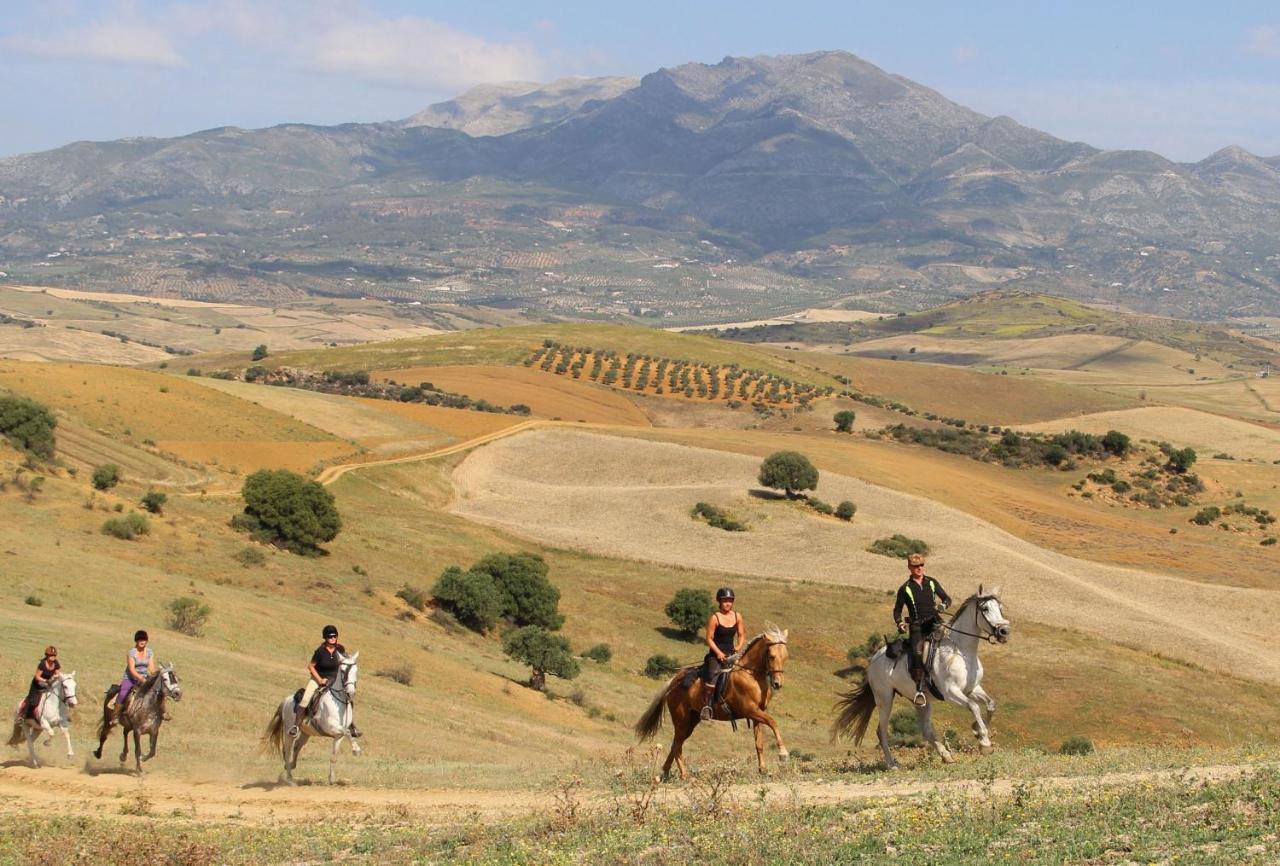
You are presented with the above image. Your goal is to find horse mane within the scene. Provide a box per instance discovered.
[948,589,1003,624]
[739,623,788,659]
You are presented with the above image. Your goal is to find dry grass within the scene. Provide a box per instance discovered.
[376,365,651,426]
[1020,406,1280,463]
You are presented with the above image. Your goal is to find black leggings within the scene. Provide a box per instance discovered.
[701,652,729,684]
[23,680,47,714]
[908,618,942,673]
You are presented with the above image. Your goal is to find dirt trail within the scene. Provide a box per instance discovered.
[0,761,1268,825]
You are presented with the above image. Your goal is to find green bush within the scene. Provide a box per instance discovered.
[1101,430,1131,457]
[91,464,121,490]
[102,512,150,540]
[240,469,341,554]
[758,451,819,497]
[0,396,56,459]
[807,498,835,515]
[24,595,42,607]
[396,584,430,612]
[234,546,266,567]
[835,501,857,521]
[867,534,929,558]
[847,633,883,663]
[833,410,856,433]
[1262,537,1277,547]
[1059,735,1095,756]
[166,596,211,637]
[690,501,747,531]
[665,588,714,639]
[503,626,579,691]
[431,566,503,633]
[1166,447,1197,474]
[644,654,681,679]
[889,710,922,746]
[582,643,612,663]
[471,553,563,630]
[140,491,167,514]
[1191,506,1221,526]
[251,344,268,361]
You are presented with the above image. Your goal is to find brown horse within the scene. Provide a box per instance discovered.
[635,624,789,779]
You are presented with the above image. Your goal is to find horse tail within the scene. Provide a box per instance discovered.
[263,704,285,754]
[634,675,678,741]
[5,721,23,747]
[831,676,877,745]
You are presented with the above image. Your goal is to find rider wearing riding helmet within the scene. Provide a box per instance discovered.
[111,630,154,722]
[289,624,360,739]
[19,646,60,720]
[893,553,952,707]
[699,587,744,721]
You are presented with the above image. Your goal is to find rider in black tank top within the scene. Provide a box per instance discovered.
[700,587,744,721]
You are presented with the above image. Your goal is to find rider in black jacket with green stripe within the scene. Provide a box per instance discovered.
[893,553,952,707]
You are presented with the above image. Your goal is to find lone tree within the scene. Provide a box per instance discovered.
[503,626,580,691]
[758,450,819,498]
[1101,430,1131,457]
[0,396,56,460]
[471,552,564,630]
[834,409,857,433]
[665,588,713,639]
[240,469,341,554]
[251,344,269,361]
[1166,447,1197,474]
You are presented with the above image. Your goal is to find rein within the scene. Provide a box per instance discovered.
[942,597,1001,643]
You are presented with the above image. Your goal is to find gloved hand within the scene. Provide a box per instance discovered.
[896,621,906,634]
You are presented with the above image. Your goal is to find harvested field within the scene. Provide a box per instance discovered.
[1020,407,1280,463]
[451,428,1280,683]
[159,439,357,474]
[375,364,651,426]
[0,325,168,364]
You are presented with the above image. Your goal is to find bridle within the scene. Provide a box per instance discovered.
[327,659,357,707]
[943,596,1006,644]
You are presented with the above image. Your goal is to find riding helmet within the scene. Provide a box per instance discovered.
[715,587,735,602]
[133,629,149,642]
[322,624,339,638]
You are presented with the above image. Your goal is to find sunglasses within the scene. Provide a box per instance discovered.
[908,564,925,569]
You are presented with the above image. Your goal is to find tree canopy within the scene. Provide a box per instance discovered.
[240,469,341,553]
[758,451,819,497]
[665,588,714,639]
[0,396,56,460]
[503,626,579,690]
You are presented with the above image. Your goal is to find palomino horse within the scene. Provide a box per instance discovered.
[6,671,79,768]
[636,624,789,779]
[832,586,1010,768]
[93,663,182,775]
[263,652,361,785]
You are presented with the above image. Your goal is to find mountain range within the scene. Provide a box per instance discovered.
[2,50,1278,321]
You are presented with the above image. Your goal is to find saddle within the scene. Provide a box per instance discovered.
[681,658,740,724]
[291,686,327,716]
[885,634,946,702]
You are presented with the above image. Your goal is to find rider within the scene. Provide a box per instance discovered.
[289,624,360,739]
[893,553,952,707]
[19,646,60,720]
[111,630,154,723]
[699,587,744,721]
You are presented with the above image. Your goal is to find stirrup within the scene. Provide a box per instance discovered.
[348,725,362,739]
[913,690,927,707]
[699,705,713,721]
[287,725,300,738]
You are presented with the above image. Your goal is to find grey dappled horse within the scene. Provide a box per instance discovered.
[263,652,361,785]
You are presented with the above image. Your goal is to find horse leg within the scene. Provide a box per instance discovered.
[916,703,954,764]
[119,726,129,764]
[61,724,74,759]
[143,730,158,761]
[662,706,693,781]
[39,715,54,747]
[132,729,144,775]
[873,684,897,770]
[971,684,997,723]
[329,736,340,785]
[752,719,766,774]
[25,728,39,768]
[745,709,787,771]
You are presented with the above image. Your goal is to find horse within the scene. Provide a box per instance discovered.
[635,624,789,780]
[6,671,79,768]
[832,585,1010,768]
[263,652,361,785]
[92,663,182,775]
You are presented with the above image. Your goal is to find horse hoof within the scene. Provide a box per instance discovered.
[979,744,994,756]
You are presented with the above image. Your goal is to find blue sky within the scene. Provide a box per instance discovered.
[2,1,1279,160]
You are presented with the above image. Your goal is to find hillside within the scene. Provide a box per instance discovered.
[4,53,1280,320]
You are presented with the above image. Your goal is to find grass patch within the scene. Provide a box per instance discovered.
[101,511,150,540]
[867,534,929,559]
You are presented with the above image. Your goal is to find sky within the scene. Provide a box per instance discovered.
[2,1,1279,161]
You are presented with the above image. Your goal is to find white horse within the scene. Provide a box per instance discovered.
[833,586,1010,768]
[263,652,361,785]
[6,672,79,768]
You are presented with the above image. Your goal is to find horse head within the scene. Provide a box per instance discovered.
[340,652,359,695]
[763,623,789,691]
[975,584,1011,643]
[57,671,78,708]
[158,663,183,701]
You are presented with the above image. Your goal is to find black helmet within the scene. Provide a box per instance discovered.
[322,624,339,638]
[715,587,735,602]
[133,630,149,642]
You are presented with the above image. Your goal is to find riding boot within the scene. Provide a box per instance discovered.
[698,683,716,721]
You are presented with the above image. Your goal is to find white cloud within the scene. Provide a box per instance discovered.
[4,19,183,66]
[1246,24,1280,59]
[951,79,1280,161]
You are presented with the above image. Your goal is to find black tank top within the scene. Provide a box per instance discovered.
[712,616,737,655]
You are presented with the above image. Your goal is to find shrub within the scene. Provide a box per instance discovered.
[847,633,883,663]
[431,566,503,633]
[376,664,414,686]
[471,552,564,630]
[758,451,819,497]
[102,512,150,540]
[140,491,167,514]
[808,498,835,515]
[166,596,211,637]
[1059,735,1095,756]
[691,501,747,531]
[1262,537,1277,547]
[1100,430,1131,457]
[24,595,42,607]
[867,534,929,558]
[644,654,681,679]
[1110,480,1131,494]
[503,626,580,691]
[91,464,121,490]
[889,709,922,746]
[1191,506,1221,526]
[1166,447,1197,474]
[583,643,612,663]
[240,469,341,553]
[234,546,266,567]
[665,588,713,639]
[833,410,856,433]
[0,396,56,459]
[836,501,857,521]
[243,365,268,382]
[251,344,268,361]
[396,584,429,612]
